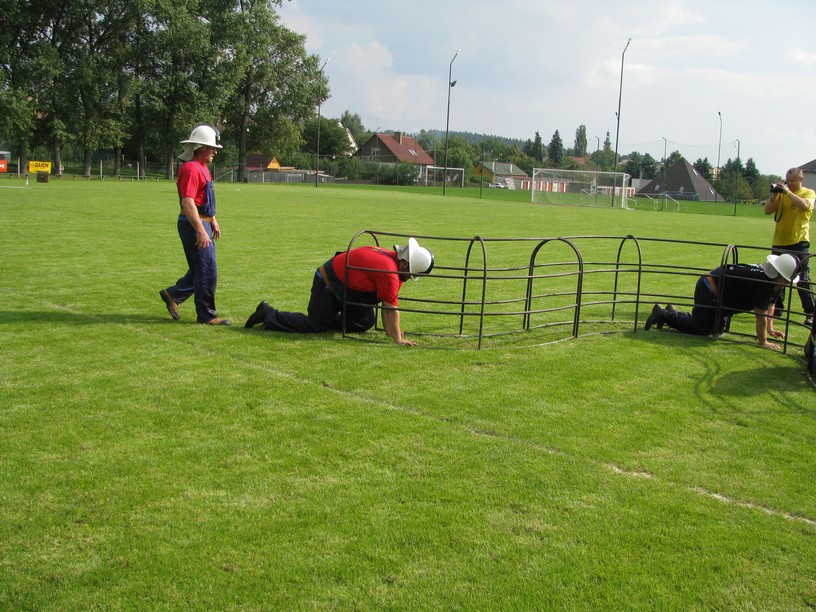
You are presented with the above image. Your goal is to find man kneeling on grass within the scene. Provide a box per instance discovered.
[644,253,800,351]
[245,238,434,346]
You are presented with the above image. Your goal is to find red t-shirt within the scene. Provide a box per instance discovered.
[331,247,403,306]
[177,160,211,207]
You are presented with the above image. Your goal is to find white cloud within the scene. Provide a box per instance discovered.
[277,0,816,173]
[324,42,440,129]
[632,35,745,60]
[788,47,816,66]
[645,0,706,34]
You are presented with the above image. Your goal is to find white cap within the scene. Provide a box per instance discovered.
[764,253,800,283]
[393,237,434,280]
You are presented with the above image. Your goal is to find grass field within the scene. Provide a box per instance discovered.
[1,178,815,609]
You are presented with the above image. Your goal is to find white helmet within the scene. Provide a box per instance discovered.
[178,124,222,161]
[394,237,434,280]
[764,253,800,283]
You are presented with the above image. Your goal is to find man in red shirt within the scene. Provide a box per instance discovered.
[245,238,434,346]
[159,124,230,325]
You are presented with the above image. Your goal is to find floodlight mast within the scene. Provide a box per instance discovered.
[612,38,631,206]
[443,49,461,196]
[315,58,330,187]
[715,111,722,203]
[733,138,740,212]
[662,136,667,184]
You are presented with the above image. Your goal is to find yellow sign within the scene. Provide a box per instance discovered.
[28,160,51,173]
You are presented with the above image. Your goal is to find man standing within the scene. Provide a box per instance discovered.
[644,254,799,351]
[764,167,814,326]
[159,124,230,325]
[245,238,434,346]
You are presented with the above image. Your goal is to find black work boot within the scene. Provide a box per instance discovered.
[645,303,666,331]
[245,300,272,328]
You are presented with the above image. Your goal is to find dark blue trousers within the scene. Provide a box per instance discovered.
[663,276,727,336]
[263,272,377,333]
[772,244,814,316]
[164,218,218,322]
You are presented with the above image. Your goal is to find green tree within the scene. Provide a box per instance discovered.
[724,157,753,202]
[339,110,366,148]
[477,135,506,162]
[0,2,54,168]
[302,116,352,157]
[65,1,136,176]
[743,157,760,184]
[715,158,754,203]
[444,137,474,180]
[722,157,742,174]
[623,152,643,179]
[750,168,781,201]
[415,130,439,164]
[503,144,534,175]
[135,0,232,178]
[641,153,657,179]
[443,134,470,158]
[378,161,420,186]
[624,151,658,180]
[220,1,317,181]
[561,156,584,170]
[736,176,755,202]
[693,157,713,182]
[522,138,534,158]
[666,150,683,168]
[0,0,81,169]
[532,131,543,162]
[574,124,588,157]
[547,130,563,168]
[591,131,615,170]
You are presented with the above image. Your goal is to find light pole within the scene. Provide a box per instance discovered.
[315,58,330,187]
[443,49,461,196]
[662,136,667,183]
[715,111,722,202]
[479,138,485,197]
[595,136,600,167]
[613,38,631,176]
[733,138,741,208]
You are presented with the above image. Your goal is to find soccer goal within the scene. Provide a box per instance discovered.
[424,165,464,188]
[530,168,633,209]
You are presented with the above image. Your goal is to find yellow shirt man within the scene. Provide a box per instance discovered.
[766,186,814,246]
[763,167,814,323]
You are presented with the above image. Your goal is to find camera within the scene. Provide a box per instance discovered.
[770,183,786,194]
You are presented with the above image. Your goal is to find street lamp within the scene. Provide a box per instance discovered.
[443,49,461,196]
[315,58,330,187]
[613,38,631,176]
[715,111,722,202]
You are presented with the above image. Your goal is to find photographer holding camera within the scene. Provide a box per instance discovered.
[763,167,815,326]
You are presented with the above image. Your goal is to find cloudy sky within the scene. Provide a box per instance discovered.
[278,0,816,175]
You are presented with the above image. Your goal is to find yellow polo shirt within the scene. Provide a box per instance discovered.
[772,186,814,246]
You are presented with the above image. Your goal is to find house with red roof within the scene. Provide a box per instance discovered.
[356,132,435,166]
